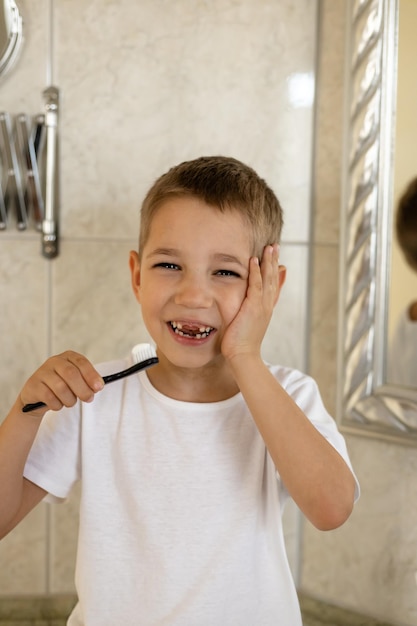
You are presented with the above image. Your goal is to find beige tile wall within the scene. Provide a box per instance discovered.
[0,0,316,595]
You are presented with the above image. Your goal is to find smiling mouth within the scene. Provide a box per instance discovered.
[169,321,215,339]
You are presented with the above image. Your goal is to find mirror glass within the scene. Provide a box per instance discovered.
[338,0,417,445]
[0,0,23,79]
[386,0,417,391]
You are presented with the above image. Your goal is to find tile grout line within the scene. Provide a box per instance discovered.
[45,0,55,594]
[44,255,53,595]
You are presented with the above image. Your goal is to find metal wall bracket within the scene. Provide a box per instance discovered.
[0,86,60,259]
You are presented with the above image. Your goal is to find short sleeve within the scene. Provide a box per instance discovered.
[24,402,82,501]
[271,364,360,501]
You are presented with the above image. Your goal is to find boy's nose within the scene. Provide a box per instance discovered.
[174,274,212,309]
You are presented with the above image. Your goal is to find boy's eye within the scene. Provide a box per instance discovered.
[215,269,241,277]
[154,262,180,270]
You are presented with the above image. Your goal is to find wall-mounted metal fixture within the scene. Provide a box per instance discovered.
[0,85,60,258]
[15,112,45,229]
[41,85,59,258]
[0,110,27,229]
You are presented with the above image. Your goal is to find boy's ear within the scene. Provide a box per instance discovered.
[129,250,142,302]
[273,265,287,307]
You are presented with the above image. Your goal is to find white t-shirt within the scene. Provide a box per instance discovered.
[24,358,358,626]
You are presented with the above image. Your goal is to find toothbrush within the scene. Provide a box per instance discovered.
[21,343,158,413]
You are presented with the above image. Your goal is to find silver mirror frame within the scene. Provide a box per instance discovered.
[0,0,23,79]
[337,0,417,445]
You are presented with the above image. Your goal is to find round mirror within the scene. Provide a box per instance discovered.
[0,0,23,79]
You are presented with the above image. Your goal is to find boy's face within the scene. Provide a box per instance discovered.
[130,196,254,372]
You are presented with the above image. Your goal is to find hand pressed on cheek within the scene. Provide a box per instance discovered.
[220,245,286,360]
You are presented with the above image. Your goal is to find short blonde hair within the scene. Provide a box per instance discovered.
[138,156,284,259]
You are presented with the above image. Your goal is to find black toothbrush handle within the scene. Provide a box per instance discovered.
[21,357,159,413]
[21,400,48,413]
[102,357,158,383]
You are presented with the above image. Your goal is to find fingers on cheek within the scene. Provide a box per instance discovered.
[263,245,275,268]
[265,243,279,263]
[261,247,275,282]
[250,257,263,290]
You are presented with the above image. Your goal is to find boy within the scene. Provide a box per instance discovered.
[0,156,358,625]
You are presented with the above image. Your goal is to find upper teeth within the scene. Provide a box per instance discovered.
[170,321,214,337]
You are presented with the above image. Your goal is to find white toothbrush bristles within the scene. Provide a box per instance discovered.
[131,343,158,364]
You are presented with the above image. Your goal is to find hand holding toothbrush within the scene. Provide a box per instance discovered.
[20,344,158,415]
[19,351,105,416]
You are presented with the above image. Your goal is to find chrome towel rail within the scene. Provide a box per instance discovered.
[0,85,60,258]
[41,85,59,258]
